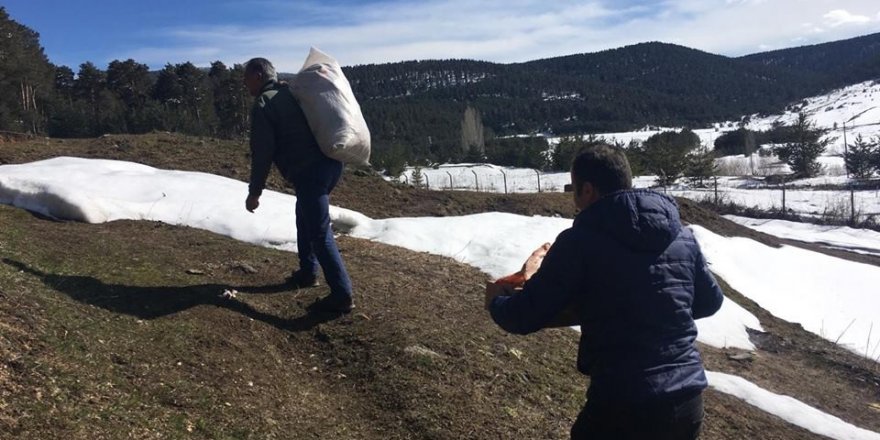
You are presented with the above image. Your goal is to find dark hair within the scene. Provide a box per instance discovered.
[244,57,277,82]
[571,143,633,195]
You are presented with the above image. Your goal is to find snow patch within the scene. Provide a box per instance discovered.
[708,371,880,440]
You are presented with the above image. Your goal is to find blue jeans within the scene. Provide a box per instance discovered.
[292,158,353,299]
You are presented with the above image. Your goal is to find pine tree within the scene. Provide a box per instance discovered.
[106,59,153,132]
[773,112,830,178]
[154,64,183,107]
[73,62,126,135]
[640,129,700,186]
[685,145,717,186]
[374,143,408,177]
[174,62,217,134]
[551,135,609,171]
[0,7,54,133]
[46,64,92,137]
[845,134,877,179]
[74,62,106,109]
[410,166,425,188]
[209,61,250,139]
[106,59,151,108]
[53,65,75,103]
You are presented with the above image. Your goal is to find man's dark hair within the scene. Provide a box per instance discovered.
[244,57,277,82]
[571,143,633,195]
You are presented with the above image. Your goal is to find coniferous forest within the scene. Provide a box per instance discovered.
[2,6,880,171]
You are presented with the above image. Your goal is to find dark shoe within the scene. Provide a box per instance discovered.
[288,270,319,289]
[307,294,354,314]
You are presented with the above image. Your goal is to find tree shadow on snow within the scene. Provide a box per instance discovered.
[2,258,341,332]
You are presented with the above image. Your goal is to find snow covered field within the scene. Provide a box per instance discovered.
[726,215,880,256]
[2,157,880,440]
[665,185,880,219]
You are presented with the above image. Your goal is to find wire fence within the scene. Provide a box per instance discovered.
[398,168,880,227]
[399,167,569,194]
[660,177,880,227]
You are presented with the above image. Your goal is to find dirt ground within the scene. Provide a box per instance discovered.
[1,133,879,439]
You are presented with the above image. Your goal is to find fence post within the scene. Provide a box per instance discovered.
[851,185,856,226]
[446,171,453,190]
[534,169,542,193]
[781,180,786,219]
[424,174,430,190]
[403,175,408,185]
[500,169,508,194]
[713,176,718,205]
[471,169,479,191]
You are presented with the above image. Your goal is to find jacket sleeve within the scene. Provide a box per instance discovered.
[692,250,724,319]
[489,229,582,335]
[248,102,276,197]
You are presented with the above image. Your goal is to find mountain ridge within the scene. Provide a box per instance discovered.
[330,33,880,163]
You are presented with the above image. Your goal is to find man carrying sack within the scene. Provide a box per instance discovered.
[242,56,356,314]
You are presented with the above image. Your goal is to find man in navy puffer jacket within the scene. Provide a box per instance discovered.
[486,144,724,440]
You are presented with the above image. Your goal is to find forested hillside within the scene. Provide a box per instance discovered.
[740,32,880,87]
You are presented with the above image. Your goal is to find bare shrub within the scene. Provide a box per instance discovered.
[825,163,847,177]
[819,193,858,224]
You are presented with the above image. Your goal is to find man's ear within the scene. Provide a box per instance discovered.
[576,181,592,198]
[576,181,599,208]
[581,182,596,197]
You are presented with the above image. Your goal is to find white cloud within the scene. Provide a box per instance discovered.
[823,9,871,27]
[120,0,880,69]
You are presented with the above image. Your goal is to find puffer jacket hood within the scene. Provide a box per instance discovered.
[576,189,682,252]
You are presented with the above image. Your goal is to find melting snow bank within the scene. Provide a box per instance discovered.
[707,372,880,440]
[0,157,370,250]
[725,215,880,257]
[692,225,880,360]
[348,212,571,280]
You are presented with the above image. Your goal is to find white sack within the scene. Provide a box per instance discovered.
[291,47,371,165]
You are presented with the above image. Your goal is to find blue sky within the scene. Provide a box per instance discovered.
[5,0,880,72]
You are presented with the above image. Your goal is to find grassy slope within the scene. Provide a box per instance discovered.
[1,133,878,438]
[0,207,586,439]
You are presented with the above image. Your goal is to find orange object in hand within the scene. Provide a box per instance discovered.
[493,243,551,289]
[495,271,527,289]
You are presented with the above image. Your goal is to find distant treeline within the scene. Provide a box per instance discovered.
[0,9,251,140]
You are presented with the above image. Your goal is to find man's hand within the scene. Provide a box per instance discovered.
[246,194,260,213]
[521,242,551,281]
[485,281,515,310]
